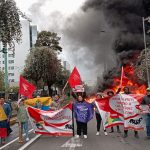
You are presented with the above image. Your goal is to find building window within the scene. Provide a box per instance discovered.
[8,54,14,57]
[3,61,4,64]
[8,60,14,64]
[8,73,14,76]
[9,79,15,83]
[8,66,14,70]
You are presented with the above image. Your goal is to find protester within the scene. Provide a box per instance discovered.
[73,94,94,139]
[16,97,29,143]
[140,88,150,139]
[95,93,108,136]
[50,94,64,111]
[0,98,8,145]
[35,100,42,109]
[123,87,139,138]
[107,91,121,133]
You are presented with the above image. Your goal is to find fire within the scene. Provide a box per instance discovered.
[112,66,146,94]
[86,96,96,103]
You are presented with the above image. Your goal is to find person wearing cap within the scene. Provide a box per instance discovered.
[95,93,108,136]
[140,88,150,139]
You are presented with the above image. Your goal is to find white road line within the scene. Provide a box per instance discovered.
[61,137,82,150]
[0,129,33,150]
[18,134,41,150]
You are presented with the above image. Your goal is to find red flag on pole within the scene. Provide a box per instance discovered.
[68,67,81,88]
[120,66,128,87]
[19,76,36,98]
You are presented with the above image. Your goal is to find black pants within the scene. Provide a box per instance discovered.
[76,121,87,135]
[124,130,138,135]
[96,113,102,132]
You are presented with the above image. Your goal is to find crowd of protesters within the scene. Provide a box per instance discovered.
[1,86,150,145]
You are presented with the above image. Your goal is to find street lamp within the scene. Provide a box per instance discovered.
[142,17,150,87]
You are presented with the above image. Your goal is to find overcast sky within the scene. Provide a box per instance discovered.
[14,0,110,85]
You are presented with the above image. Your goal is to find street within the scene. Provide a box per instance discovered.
[26,118,150,150]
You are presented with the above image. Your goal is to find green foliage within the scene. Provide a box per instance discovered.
[0,70,5,91]
[35,31,62,52]
[0,0,22,52]
[23,46,65,95]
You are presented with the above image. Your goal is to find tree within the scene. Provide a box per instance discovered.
[23,46,62,96]
[0,70,5,91]
[35,31,62,52]
[135,48,150,82]
[0,0,22,53]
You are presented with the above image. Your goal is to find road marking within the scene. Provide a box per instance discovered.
[61,137,82,150]
[18,134,41,150]
[0,129,33,150]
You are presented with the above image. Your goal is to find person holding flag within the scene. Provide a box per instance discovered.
[122,87,139,138]
[16,97,29,143]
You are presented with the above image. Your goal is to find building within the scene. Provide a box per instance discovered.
[63,61,70,72]
[0,20,37,86]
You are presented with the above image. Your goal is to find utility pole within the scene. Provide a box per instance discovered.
[142,17,150,87]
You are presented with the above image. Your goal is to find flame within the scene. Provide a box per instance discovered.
[112,66,146,94]
[86,96,96,103]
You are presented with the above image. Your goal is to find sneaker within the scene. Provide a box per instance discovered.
[96,132,100,136]
[26,138,29,142]
[83,135,87,139]
[75,135,80,138]
[104,131,108,136]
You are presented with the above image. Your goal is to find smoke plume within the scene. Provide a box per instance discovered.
[28,0,150,87]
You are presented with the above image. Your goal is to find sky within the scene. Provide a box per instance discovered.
[14,0,108,86]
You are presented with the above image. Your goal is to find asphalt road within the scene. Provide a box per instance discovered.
[26,118,150,150]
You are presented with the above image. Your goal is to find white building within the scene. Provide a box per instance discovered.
[63,61,70,72]
[0,20,37,86]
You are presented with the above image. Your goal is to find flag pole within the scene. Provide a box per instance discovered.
[120,66,123,88]
[62,81,68,93]
[72,103,75,136]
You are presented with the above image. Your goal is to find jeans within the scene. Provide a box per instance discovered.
[21,122,29,139]
[145,114,150,137]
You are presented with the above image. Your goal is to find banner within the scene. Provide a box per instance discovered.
[95,94,146,130]
[27,103,73,136]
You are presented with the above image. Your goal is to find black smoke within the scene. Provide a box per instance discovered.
[81,0,150,90]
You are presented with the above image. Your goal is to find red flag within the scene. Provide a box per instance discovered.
[19,76,36,98]
[120,66,128,87]
[68,67,81,88]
